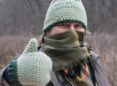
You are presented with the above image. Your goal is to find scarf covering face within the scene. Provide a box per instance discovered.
[41,30,90,70]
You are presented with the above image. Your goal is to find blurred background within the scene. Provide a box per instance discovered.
[0,0,116,86]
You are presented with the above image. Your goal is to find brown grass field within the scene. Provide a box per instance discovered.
[0,33,116,86]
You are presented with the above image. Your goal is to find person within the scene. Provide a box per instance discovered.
[40,0,111,86]
[0,0,111,86]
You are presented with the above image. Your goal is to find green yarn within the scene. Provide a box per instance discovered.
[7,60,22,86]
[43,0,87,32]
[17,38,52,86]
[6,38,52,86]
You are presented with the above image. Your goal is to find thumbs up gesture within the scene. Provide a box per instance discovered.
[17,38,52,86]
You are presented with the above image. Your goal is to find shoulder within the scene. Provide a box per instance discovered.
[89,51,100,63]
[89,52,111,86]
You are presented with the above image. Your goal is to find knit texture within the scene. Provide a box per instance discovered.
[5,60,22,86]
[43,0,87,32]
[17,38,52,86]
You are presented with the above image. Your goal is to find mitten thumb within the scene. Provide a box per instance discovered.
[23,38,38,54]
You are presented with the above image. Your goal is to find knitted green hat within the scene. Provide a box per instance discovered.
[43,0,87,32]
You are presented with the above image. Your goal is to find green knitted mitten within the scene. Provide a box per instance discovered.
[17,38,52,86]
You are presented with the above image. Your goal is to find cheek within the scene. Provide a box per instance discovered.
[76,28,85,33]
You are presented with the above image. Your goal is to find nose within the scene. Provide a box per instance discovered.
[69,24,75,30]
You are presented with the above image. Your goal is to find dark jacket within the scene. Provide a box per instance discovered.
[47,52,111,86]
[0,67,9,86]
[0,52,111,86]
[89,52,111,86]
